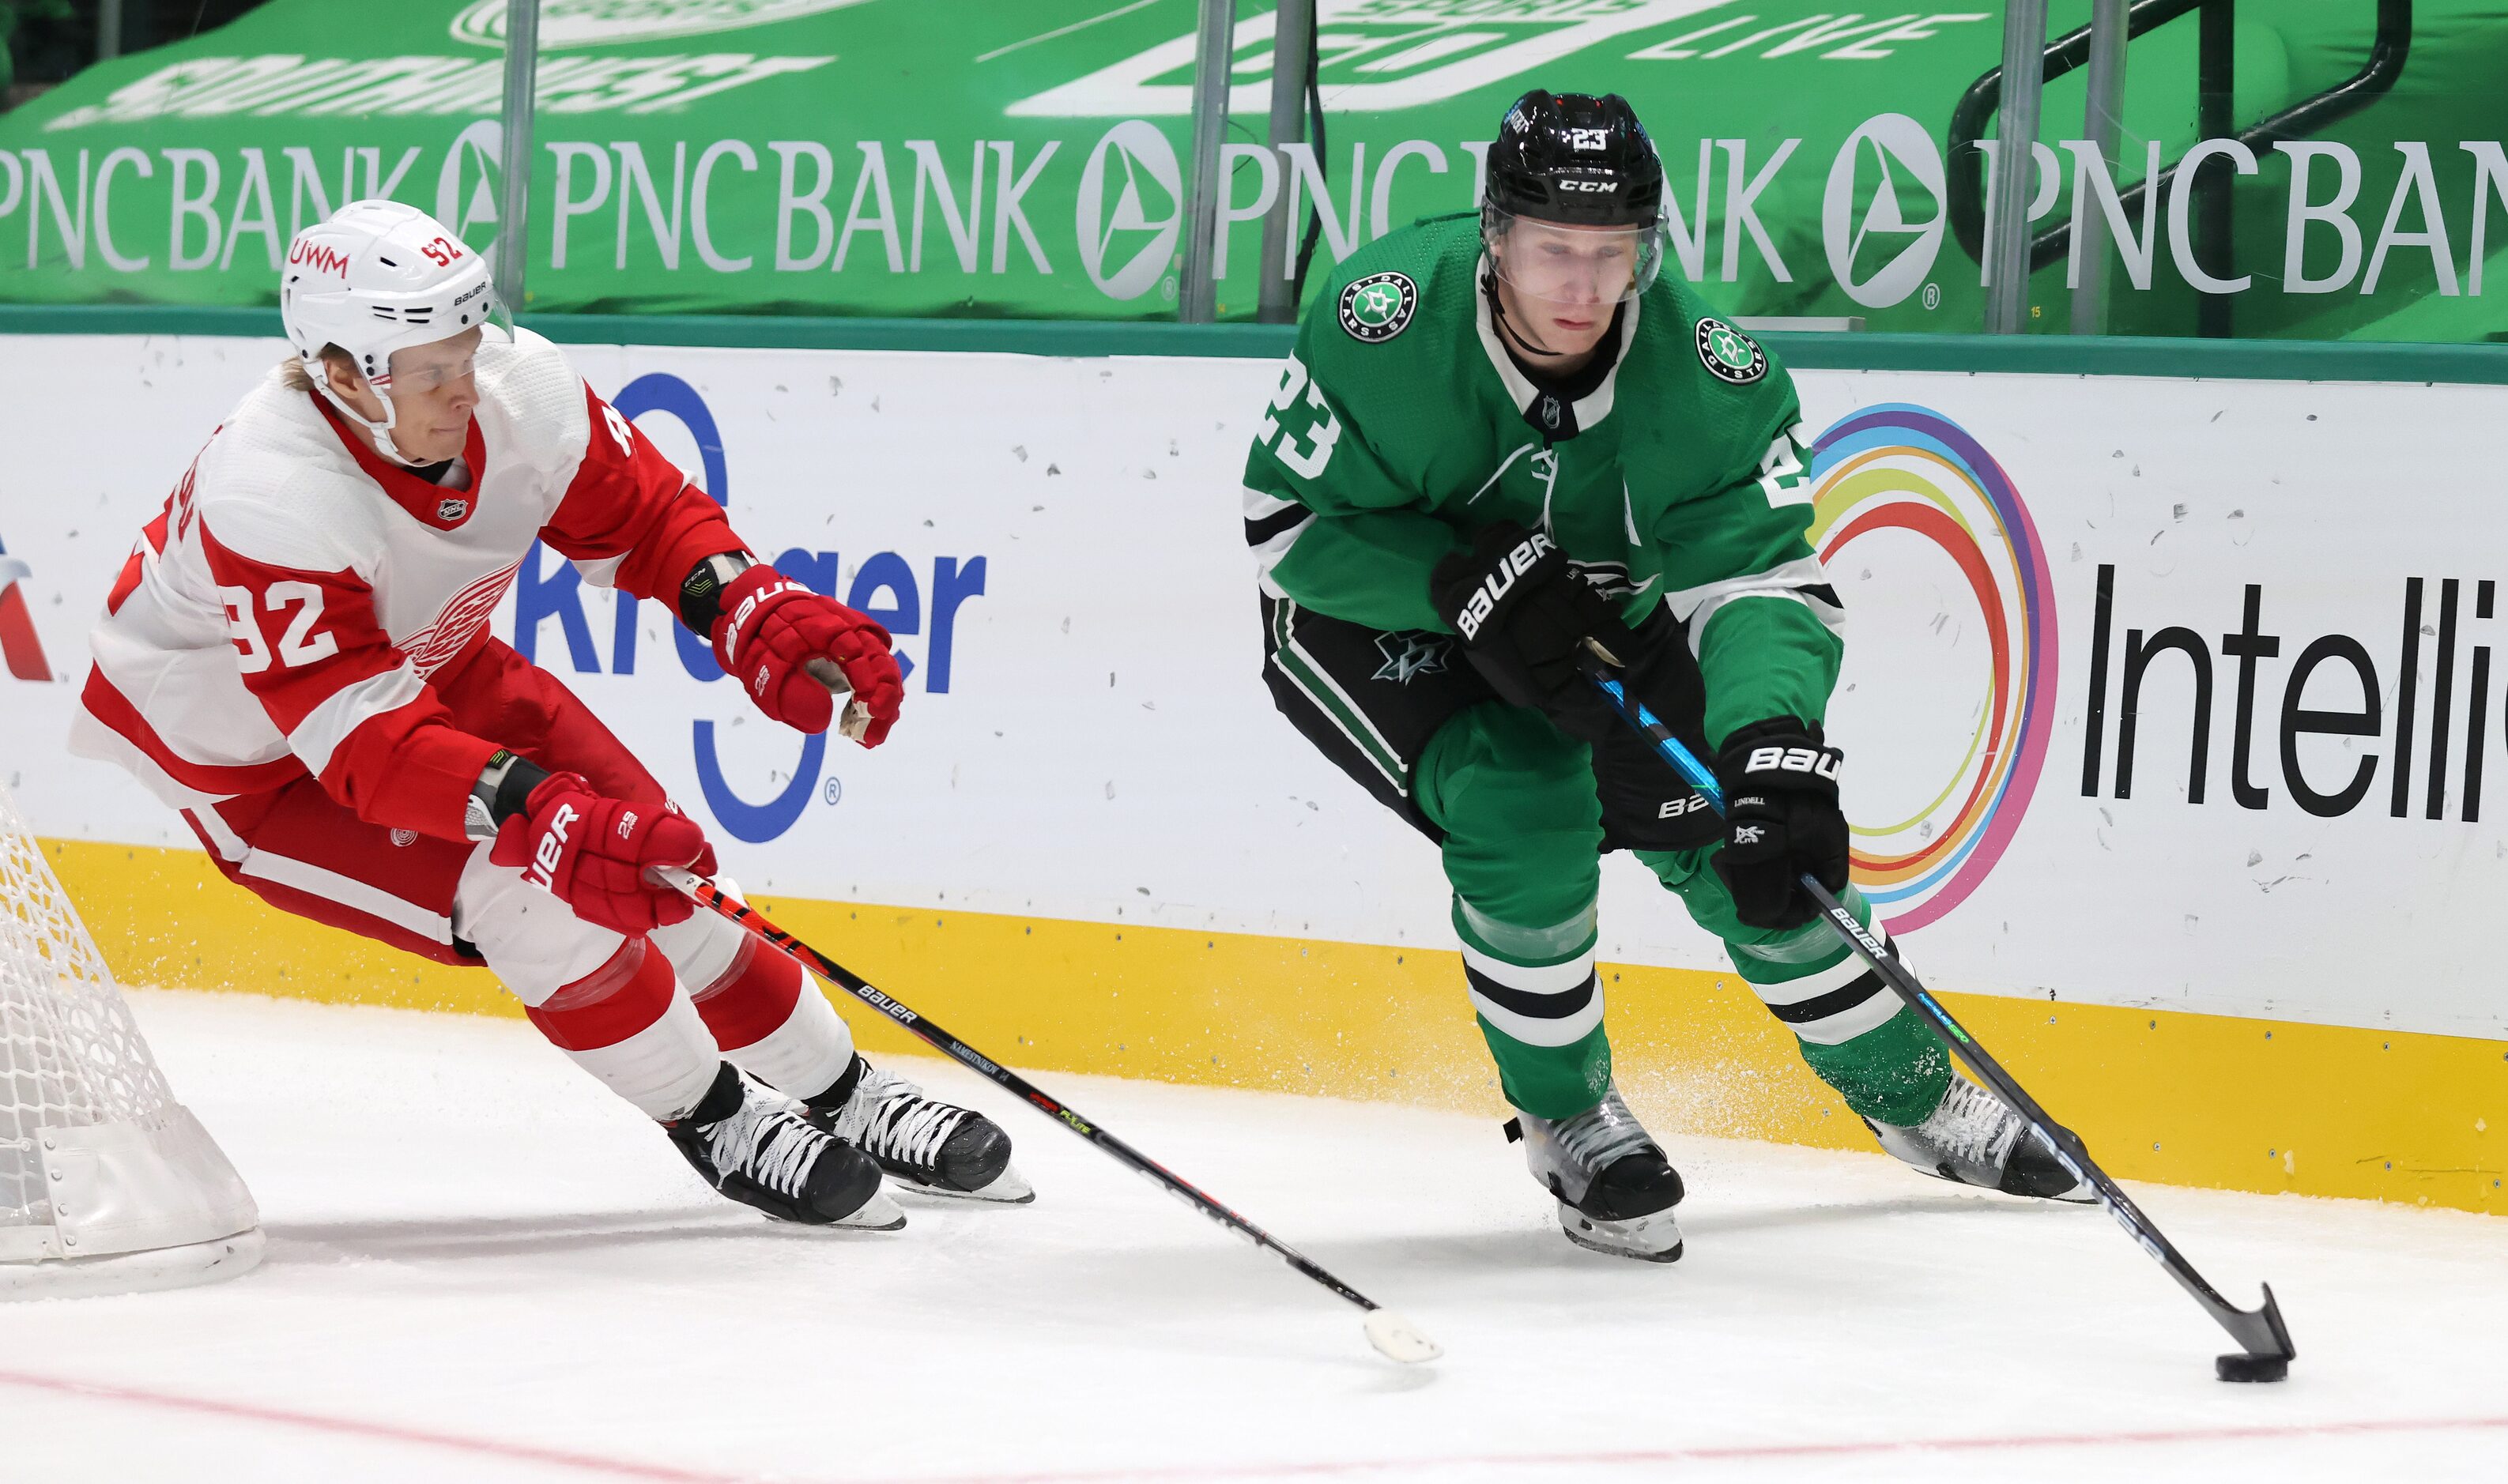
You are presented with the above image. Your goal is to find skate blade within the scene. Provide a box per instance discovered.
[1902,1156,2095,1205]
[828,1188,908,1230]
[1558,1203,1684,1263]
[892,1162,1035,1205]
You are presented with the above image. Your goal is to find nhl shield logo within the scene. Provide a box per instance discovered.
[437,497,470,522]
[1338,271,1417,344]
[1695,317,1767,386]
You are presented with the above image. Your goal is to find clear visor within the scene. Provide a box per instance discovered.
[1483,209,1665,310]
[371,299,511,395]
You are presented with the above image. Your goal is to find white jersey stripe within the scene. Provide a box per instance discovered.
[1748,921,1890,1007]
[1465,978,1605,1049]
[287,665,425,778]
[238,846,455,946]
[1459,941,1597,996]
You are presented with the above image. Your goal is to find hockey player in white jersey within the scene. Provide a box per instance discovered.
[73,201,1029,1226]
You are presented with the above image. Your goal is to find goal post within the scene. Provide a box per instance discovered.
[0,784,262,1298]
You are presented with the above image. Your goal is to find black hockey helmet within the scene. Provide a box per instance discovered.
[1481,91,1664,228]
[1480,91,1669,321]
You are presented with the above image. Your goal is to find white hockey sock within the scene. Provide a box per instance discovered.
[680,932,855,1101]
[525,939,723,1121]
[564,993,722,1121]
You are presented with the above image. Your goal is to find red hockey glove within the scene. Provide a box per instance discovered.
[710,566,903,744]
[490,772,710,935]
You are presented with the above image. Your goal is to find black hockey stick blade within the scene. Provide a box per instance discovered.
[648,866,1442,1365]
[1582,664,2295,1377]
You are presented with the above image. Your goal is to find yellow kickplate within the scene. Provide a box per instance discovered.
[48,838,2503,1214]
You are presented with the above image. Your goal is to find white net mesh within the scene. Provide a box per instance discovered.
[0,783,177,1240]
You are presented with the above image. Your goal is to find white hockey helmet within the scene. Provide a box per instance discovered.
[280,199,506,465]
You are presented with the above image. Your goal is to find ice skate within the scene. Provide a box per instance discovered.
[667,1065,904,1229]
[1506,1085,1684,1261]
[809,1057,1033,1203]
[1865,1077,2094,1202]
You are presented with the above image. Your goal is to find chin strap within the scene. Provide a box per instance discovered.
[308,360,428,467]
[1481,268,1563,362]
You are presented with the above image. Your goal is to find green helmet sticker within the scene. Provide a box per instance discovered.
[1339,271,1418,344]
[1695,317,1767,385]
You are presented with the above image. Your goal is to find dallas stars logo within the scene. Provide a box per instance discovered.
[1371,629,1450,685]
[1338,271,1417,344]
[1695,317,1767,386]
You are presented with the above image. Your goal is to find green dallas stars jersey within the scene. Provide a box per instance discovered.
[1241,212,1842,747]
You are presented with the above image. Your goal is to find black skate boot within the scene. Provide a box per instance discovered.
[1864,1077,2093,1202]
[807,1056,1033,1203]
[1505,1085,1684,1261]
[666,1064,904,1228]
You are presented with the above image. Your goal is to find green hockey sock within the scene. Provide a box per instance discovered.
[1642,846,1952,1125]
[1453,896,1612,1120]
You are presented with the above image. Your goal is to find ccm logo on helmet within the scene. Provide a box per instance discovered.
[1743,745,1842,781]
[1452,531,1555,642]
[522,803,578,891]
[1558,179,1619,194]
[288,239,351,277]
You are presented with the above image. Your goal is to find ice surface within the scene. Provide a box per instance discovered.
[2,990,2502,1482]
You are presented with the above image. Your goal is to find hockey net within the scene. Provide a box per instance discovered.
[0,782,261,1297]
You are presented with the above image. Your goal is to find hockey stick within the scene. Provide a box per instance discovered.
[1583,663,2296,1383]
[649,865,1441,1365]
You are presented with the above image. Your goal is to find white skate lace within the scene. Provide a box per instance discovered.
[1922,1080,2024,1168]
[828,1063,968,1173]
[1552,1088,1657,1174]
[707,1097,824,1200]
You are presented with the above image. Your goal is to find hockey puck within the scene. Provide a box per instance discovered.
[2216,1352,2289,1383]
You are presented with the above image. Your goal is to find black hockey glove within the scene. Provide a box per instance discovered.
[1710,718,1850,930]
[1590,606,1720,853]
[1429,521,1635,742]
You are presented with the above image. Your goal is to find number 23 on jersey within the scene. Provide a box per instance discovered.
[1258,352,1341,480]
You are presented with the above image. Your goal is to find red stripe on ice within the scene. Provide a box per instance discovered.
[0,1367,742,1482]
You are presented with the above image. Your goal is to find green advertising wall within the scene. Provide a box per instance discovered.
[1,1,2504,339]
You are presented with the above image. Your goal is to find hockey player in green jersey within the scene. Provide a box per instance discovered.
[1242,92,2087,1261]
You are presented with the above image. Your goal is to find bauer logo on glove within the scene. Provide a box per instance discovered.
[1741,744,1842,781]
[522,803,576,891]
[492,773,709,936]
[1450,529,1556,641]
[707,564,905,745]
[1710,718,1850,931]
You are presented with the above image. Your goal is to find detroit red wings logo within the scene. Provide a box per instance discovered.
[401,559,522,678]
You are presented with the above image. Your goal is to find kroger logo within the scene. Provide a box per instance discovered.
[1807,404,2056,932]
[508,373,986,844]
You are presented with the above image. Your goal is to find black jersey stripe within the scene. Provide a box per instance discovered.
[1245,506,1311,547]
[1464,962,1597,1020]
[1763,969,1888,1027]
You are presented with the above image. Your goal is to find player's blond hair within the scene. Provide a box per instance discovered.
[279,345,358,394]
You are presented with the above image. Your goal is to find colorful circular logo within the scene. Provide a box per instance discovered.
[1695,317,1767,385]
[1339,271,1417,343]
[1806,404,2056,932]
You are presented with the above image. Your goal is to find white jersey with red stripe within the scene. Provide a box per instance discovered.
[74,326,741,842]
